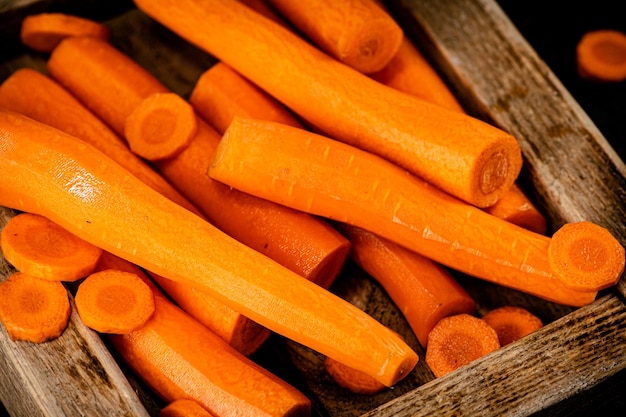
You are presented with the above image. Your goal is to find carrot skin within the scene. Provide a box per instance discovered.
[0,110,418,387]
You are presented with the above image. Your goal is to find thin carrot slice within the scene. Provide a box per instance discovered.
[425,314,500,378]
[576,29,626,83]
[160,399,217,417]
[0,212,102,282]
[481,306,543,346]
[75,269,156,334]
[124,92,197,161]
[0,271,71,343]
[20,12,110,53]
[548,221,625,292]
[324,356,387,395]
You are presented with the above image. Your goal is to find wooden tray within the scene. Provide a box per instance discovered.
[1,0,625,416]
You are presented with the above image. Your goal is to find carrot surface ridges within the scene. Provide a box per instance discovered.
[0,271,71,343]
[1,212,102,282]
[576,29,626,83]
[160,399,217,417]
[481,306,543,346]
[425,314,500,378]
[20,13,110,53]
[0,110,418,387]
[324,356,387,395]
[133,0,523,208]
[209,117,608,307]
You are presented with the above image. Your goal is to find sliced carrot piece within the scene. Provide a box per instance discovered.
[481,306,543,346]
[160,399,216,417]
[0,212,102,282]
[124,92,197,161]
[75,269,155,334]
[0,271,71,343]
[324,356,387,395]
[576,29,626,83]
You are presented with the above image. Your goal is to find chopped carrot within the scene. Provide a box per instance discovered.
[75,269,155,334]
[481,306,543,346]
[133,0,523,208]
[324,356,387,395]
[484,184,548,235]
[124,92,197,161]
[0,212,102,282]
[160,399,217,417]
[425,313,500,378]
[209,117,605,307]
[20,13,110,53]
[576,29,626,83]
[0,271,71,343]
[548,221,625,292]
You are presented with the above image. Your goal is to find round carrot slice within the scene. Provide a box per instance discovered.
[481,306,543,346]
[576,29,626,83]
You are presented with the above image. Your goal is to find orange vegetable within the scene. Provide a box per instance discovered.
[0,271,71,343]
[324,356,387,395]
[124,92,197,161]
[0,110,418,387]
[0,68,202,215]
[20,12,110,53]
[75,269,155,334]
[47,36,351,289]
[484,184,548,235]
[0,212,102,282]
[160,399,217,417]
[425,313,500,378]
[576,29,626,83]
[209,117,613,306]
[133,0,523,208]
[481,306,543,346]
[265,0,403,74]
[339,225,475,348]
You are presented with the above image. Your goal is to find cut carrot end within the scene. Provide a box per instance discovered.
[481,306,543,346]
[548,222,625,292]
[324,356,387,395]
[75,269,155,334]
[160,399,217,417]
[0,272,71,343]
[20,13,110,53]
[0,212,103,281]
[425,314,500,378]
[576,29,626,83]
[124,92,197,161]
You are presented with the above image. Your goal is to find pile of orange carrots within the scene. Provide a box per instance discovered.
[0,0,624,413]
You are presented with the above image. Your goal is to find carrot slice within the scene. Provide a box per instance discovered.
[124,92,197,161]
[548,221,625,292]
[481,306,543,346]
[160,399,216,417]
[425,314,500,378]
[0,212,102,282]
[576,29,626,83]
[20,12,110,53]
[0,271,70,343]
[324,356,387,395]
[75,269,155,334]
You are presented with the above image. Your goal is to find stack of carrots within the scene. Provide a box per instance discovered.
[0,0,624,412]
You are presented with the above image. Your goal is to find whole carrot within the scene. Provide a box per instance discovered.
[133,0,522,208]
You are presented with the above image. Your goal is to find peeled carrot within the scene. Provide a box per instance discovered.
[20,12,110,53]
[425,313,500,378]
[484,184,548,235]
[75,269,155,334]
[576,29,626,83]
[0,68,202,215]
[481,306,543,347]
[124,92,197,161]
[0,110,418,386]
[47,36,351,289]
[0,212,102,282]
[324,356,387,395]
[265,0,403,74]
[339,225,475,348]
[209,117,616,306]
[133,0,523,208]
[0,271,71,343]
[160,399,217,417]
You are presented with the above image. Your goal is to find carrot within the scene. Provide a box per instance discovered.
[0,212,102,282]
[47,36,351,289]
[576,29,626,83]
[20,12,110,53]
[160,399,217,417]
[548,221,626,292]
[265,0,403,74]
[0,271,71,343]
[208,117,614,306]
[0,68,202,216]
[75,269,155,334]
[124,92,197,161]
[324,356,387,395]
[425,313,500,378]
[483,184,548,235]
[481,306,543,347]
[0,110,418,387]
[339,225,475,348]
[133,0,523,208]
